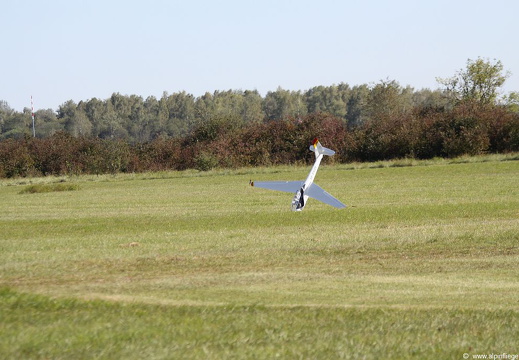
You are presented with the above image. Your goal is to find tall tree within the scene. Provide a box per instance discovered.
[143,95,162,139]
[263,87,307,121]
[167,91,196,137]
[346,84,369,127]
[35,108,62,137]
[194,92,216,124]
[366,80,413,122]
[503,91,519,113]
[100,93,129,139]
[157,92,170,137]
[411,88,450,111]
[127,95,149,142]
[0,100,14,135]
[305,84,348,118]
[212,90,244,119]
[241,90,264,123]
[436,57,510,105]
[0,108,32,139]
[85,98,106,137]
[60,101,92,137]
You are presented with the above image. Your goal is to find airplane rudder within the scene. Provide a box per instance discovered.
[323,147,335,156]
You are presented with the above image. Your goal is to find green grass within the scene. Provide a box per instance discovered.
[18,183,80,194]
[1,155,518,359]
[1,288,518,359]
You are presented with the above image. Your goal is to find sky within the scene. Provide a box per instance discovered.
[2,0,519,112]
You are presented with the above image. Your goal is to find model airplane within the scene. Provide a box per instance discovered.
[250,138,347,211]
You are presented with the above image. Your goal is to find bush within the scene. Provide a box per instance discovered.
[19,183,80,194]
[194,151,219,171]
[0,139,35,177]
[347,114,420,162]
[438,102,490,157]
[0,106,518,179]
[486,107,519,152]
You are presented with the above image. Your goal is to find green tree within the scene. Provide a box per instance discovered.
[194,92,216,123]
[241,90,264,123]
[84,98,106,137]
[59,101,92,137]
[366,80,413,122]
[127,95,150,142]
[0,100,11,112]
[167,91,196,137]
[98,93,129,139]
[142,96,162,139]
[503,91,519,113]
[436,57,510,105]
[0,100,14,135]
[346,84,369,127]
[0,108,32,139]
[157,92,170,137]
[305,84,348,118]
[57,100,76,120]
[65,110,92,137]
[411,88,450,111]
[35,108,62,137]
[213,90,244,119]
[263,87,307,120]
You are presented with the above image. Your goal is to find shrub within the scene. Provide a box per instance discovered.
[19,183,80,194]
[486,107,519,152]
[438,102,491,157]
[0,106,518,179]
[0,139,35,177]
[194,151,219,171]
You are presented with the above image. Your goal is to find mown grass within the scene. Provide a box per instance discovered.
[1,287,518,359]
[18,183,80,194]
[1,154,518,359]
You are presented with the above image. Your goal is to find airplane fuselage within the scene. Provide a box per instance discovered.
[290,153,324,211]
[252,138,345,211]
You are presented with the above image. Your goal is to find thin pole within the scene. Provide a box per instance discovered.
[31,95,35,137]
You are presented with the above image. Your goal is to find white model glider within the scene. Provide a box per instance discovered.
[251,138,347,211]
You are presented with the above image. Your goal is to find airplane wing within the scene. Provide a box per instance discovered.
[251,181,303,193]
[306,184,347,209]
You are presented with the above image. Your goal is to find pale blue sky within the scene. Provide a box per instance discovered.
[2,0,518,111]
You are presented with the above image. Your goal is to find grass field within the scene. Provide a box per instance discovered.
[1,155,518,359]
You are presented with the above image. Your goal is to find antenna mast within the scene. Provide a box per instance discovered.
[31,95,35,137]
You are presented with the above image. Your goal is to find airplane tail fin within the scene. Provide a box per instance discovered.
[309,138,335,157]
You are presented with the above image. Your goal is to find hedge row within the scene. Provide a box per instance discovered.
[1,104,518,178]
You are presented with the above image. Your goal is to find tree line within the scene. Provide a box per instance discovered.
[1,102,518,178]
[1,83,437,141]
[1,58,518,178]
[1,58,517,142]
